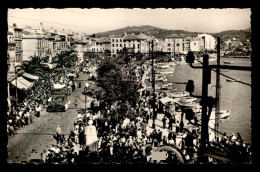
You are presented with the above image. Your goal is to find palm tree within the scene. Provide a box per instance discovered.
[51,50,77,69]
[16,55,50,79]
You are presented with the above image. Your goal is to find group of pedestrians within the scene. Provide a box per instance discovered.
[7,65,78,138]
[7,82,47,137]
[38,54,252,164]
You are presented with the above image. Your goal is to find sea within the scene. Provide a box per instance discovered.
[166,57,252,144]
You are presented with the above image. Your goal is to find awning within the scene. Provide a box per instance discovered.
[22,72,39,81]
[53,83,66,89]
[159,97,177,104]
[11,77,34,90]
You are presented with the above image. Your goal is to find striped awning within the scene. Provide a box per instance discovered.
[22,72,39,80]
[11,77,34,90]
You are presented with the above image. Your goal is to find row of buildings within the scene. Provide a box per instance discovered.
[7,22,217,79]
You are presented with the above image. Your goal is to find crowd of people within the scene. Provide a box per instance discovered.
[7,81,49,137]
[7,66,77,138]
[38,58,203,164]
[208,132,252,163]
[10,53,251,164]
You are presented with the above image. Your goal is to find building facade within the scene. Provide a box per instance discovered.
[189,38,203,52]
[123,34,145,54]
[198,33,216,51]
[165,35,185,56]
[7,31,16,74]
[110,35,124,54]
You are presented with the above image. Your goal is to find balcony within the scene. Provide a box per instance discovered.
[14,38,22,41]
[8,42,16,46]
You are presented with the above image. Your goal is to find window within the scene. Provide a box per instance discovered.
[112,44,114,47]
[116,44,118,47]
[176,43,180,47]
[120,44,122,47]
[137,44,140,48]
[133,44,135,49]
[120,39,122,42]
[116,39,118,42]
[168,43,171,47]
[124,44,126,47]
[112,39,114,42]
[194,43,196,45]
[167,48,171,51]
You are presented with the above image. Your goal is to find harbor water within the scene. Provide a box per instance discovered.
[167,58,252,143]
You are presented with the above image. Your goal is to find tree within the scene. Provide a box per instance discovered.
[124,55,131,64]
[16,55,50,78]
[96,58,140,118]
[51,51,78,69]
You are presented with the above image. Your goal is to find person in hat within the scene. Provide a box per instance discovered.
[36,105,41,117]
[162,116,167,129]
[56,125,62,144]
[168,116,174,130]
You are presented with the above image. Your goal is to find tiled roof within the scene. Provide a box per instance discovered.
[110,35,124,38]
[96,37,110,43]
[124,34,145,40]
[166,34,184,38]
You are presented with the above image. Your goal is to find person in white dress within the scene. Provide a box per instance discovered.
[85,120,98,152]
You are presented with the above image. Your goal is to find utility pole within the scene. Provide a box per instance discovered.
[200,54,210,163]
[215,37,221,139]
[186,37,251,163]
[151,40,156,129]
[15,66,18,111]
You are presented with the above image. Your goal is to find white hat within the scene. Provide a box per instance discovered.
[88,120,93,125]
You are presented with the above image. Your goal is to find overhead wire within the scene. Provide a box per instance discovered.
[195,57,251,87]
[8,15,106,31]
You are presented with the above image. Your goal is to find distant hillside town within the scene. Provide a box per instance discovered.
[7,22,251,81]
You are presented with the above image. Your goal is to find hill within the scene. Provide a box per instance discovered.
[92,25,251,42]
[212,28,251,42]
[93,25,199,39]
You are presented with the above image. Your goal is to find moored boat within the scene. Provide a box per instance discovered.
[210,110,230,120]
[160,69,174,74]
[223,61,234,64]
[226,78,239,82]
[168,91,190,98]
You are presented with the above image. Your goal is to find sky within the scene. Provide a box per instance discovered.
[8,8,251,35]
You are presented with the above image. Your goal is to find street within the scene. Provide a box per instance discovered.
[7,72,92,163]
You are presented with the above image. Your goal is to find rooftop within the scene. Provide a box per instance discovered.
[110,35,124,38]
[124,34,145,41]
